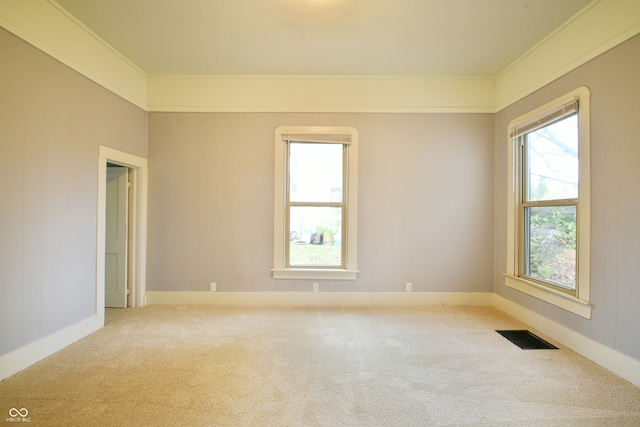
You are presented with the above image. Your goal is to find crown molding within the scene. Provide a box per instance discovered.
[147,74,496,113]
[0,0,147,109]
[496,0,640,111]
[1,0,639,113]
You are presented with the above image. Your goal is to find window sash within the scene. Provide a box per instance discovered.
[519,202,578,292]
[284,141,348,269]
[521,114,579,204]
[517,113,579,294]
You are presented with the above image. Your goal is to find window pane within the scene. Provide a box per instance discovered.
[289,206,342,267]
[526,114,578,201]
[525,205,576,290]
[289,143,343,203]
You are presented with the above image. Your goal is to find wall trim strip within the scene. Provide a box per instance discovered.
[0,315,101,381]
[144,291,494,307]
[493,294,640,388]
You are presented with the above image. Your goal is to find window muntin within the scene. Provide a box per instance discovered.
[273,126,358,280]
[520,113,578,292]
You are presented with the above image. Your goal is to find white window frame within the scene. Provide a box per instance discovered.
[272,126,358,280]
[505,87,592,319]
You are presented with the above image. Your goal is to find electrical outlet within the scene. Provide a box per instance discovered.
[210,282,217,292]
[405,282,412,292]
[313,283,319,292]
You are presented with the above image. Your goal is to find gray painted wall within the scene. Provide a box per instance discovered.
[494,34,640,360]
[147,112,495,293]
[0,28,147,356]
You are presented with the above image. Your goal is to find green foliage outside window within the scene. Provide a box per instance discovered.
[528,204,576,289]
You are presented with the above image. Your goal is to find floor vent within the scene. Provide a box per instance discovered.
[496,330,558,350]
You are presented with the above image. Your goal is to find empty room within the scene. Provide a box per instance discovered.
[1,0,639,425]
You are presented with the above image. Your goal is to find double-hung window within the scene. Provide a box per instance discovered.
[272,126,358,280]
[505,87,592,318]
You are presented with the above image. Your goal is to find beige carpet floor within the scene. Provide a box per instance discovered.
[1,305,639,426]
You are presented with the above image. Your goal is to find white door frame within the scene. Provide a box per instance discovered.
[96,146,148,324]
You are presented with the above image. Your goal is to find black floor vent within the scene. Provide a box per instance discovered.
[496,330,558,350]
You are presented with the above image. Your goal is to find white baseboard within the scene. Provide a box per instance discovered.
[0,315,103,381]
[492,294,640,388]
[145,291,495,307]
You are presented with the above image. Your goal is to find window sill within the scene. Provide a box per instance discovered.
[504,274,592,319]
[272,268,358,280]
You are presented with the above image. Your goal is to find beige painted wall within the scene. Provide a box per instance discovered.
[494,34,640,360]
[147,112,495,293]
[0,28,147,356]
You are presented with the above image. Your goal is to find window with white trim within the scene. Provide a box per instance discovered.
[505,87,592,318]
[272,126,358,280]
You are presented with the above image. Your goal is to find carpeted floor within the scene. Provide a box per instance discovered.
[1,305,639,426]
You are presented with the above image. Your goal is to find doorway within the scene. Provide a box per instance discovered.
[96,146,148,323]
[105,163,129,308]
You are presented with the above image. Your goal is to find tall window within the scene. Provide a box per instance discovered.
[273,127,358,280]
[520,109,578,291]
[505,88,591,318]
[287,142,345,268]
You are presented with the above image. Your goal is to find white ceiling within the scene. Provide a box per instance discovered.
[54,0,593,76]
